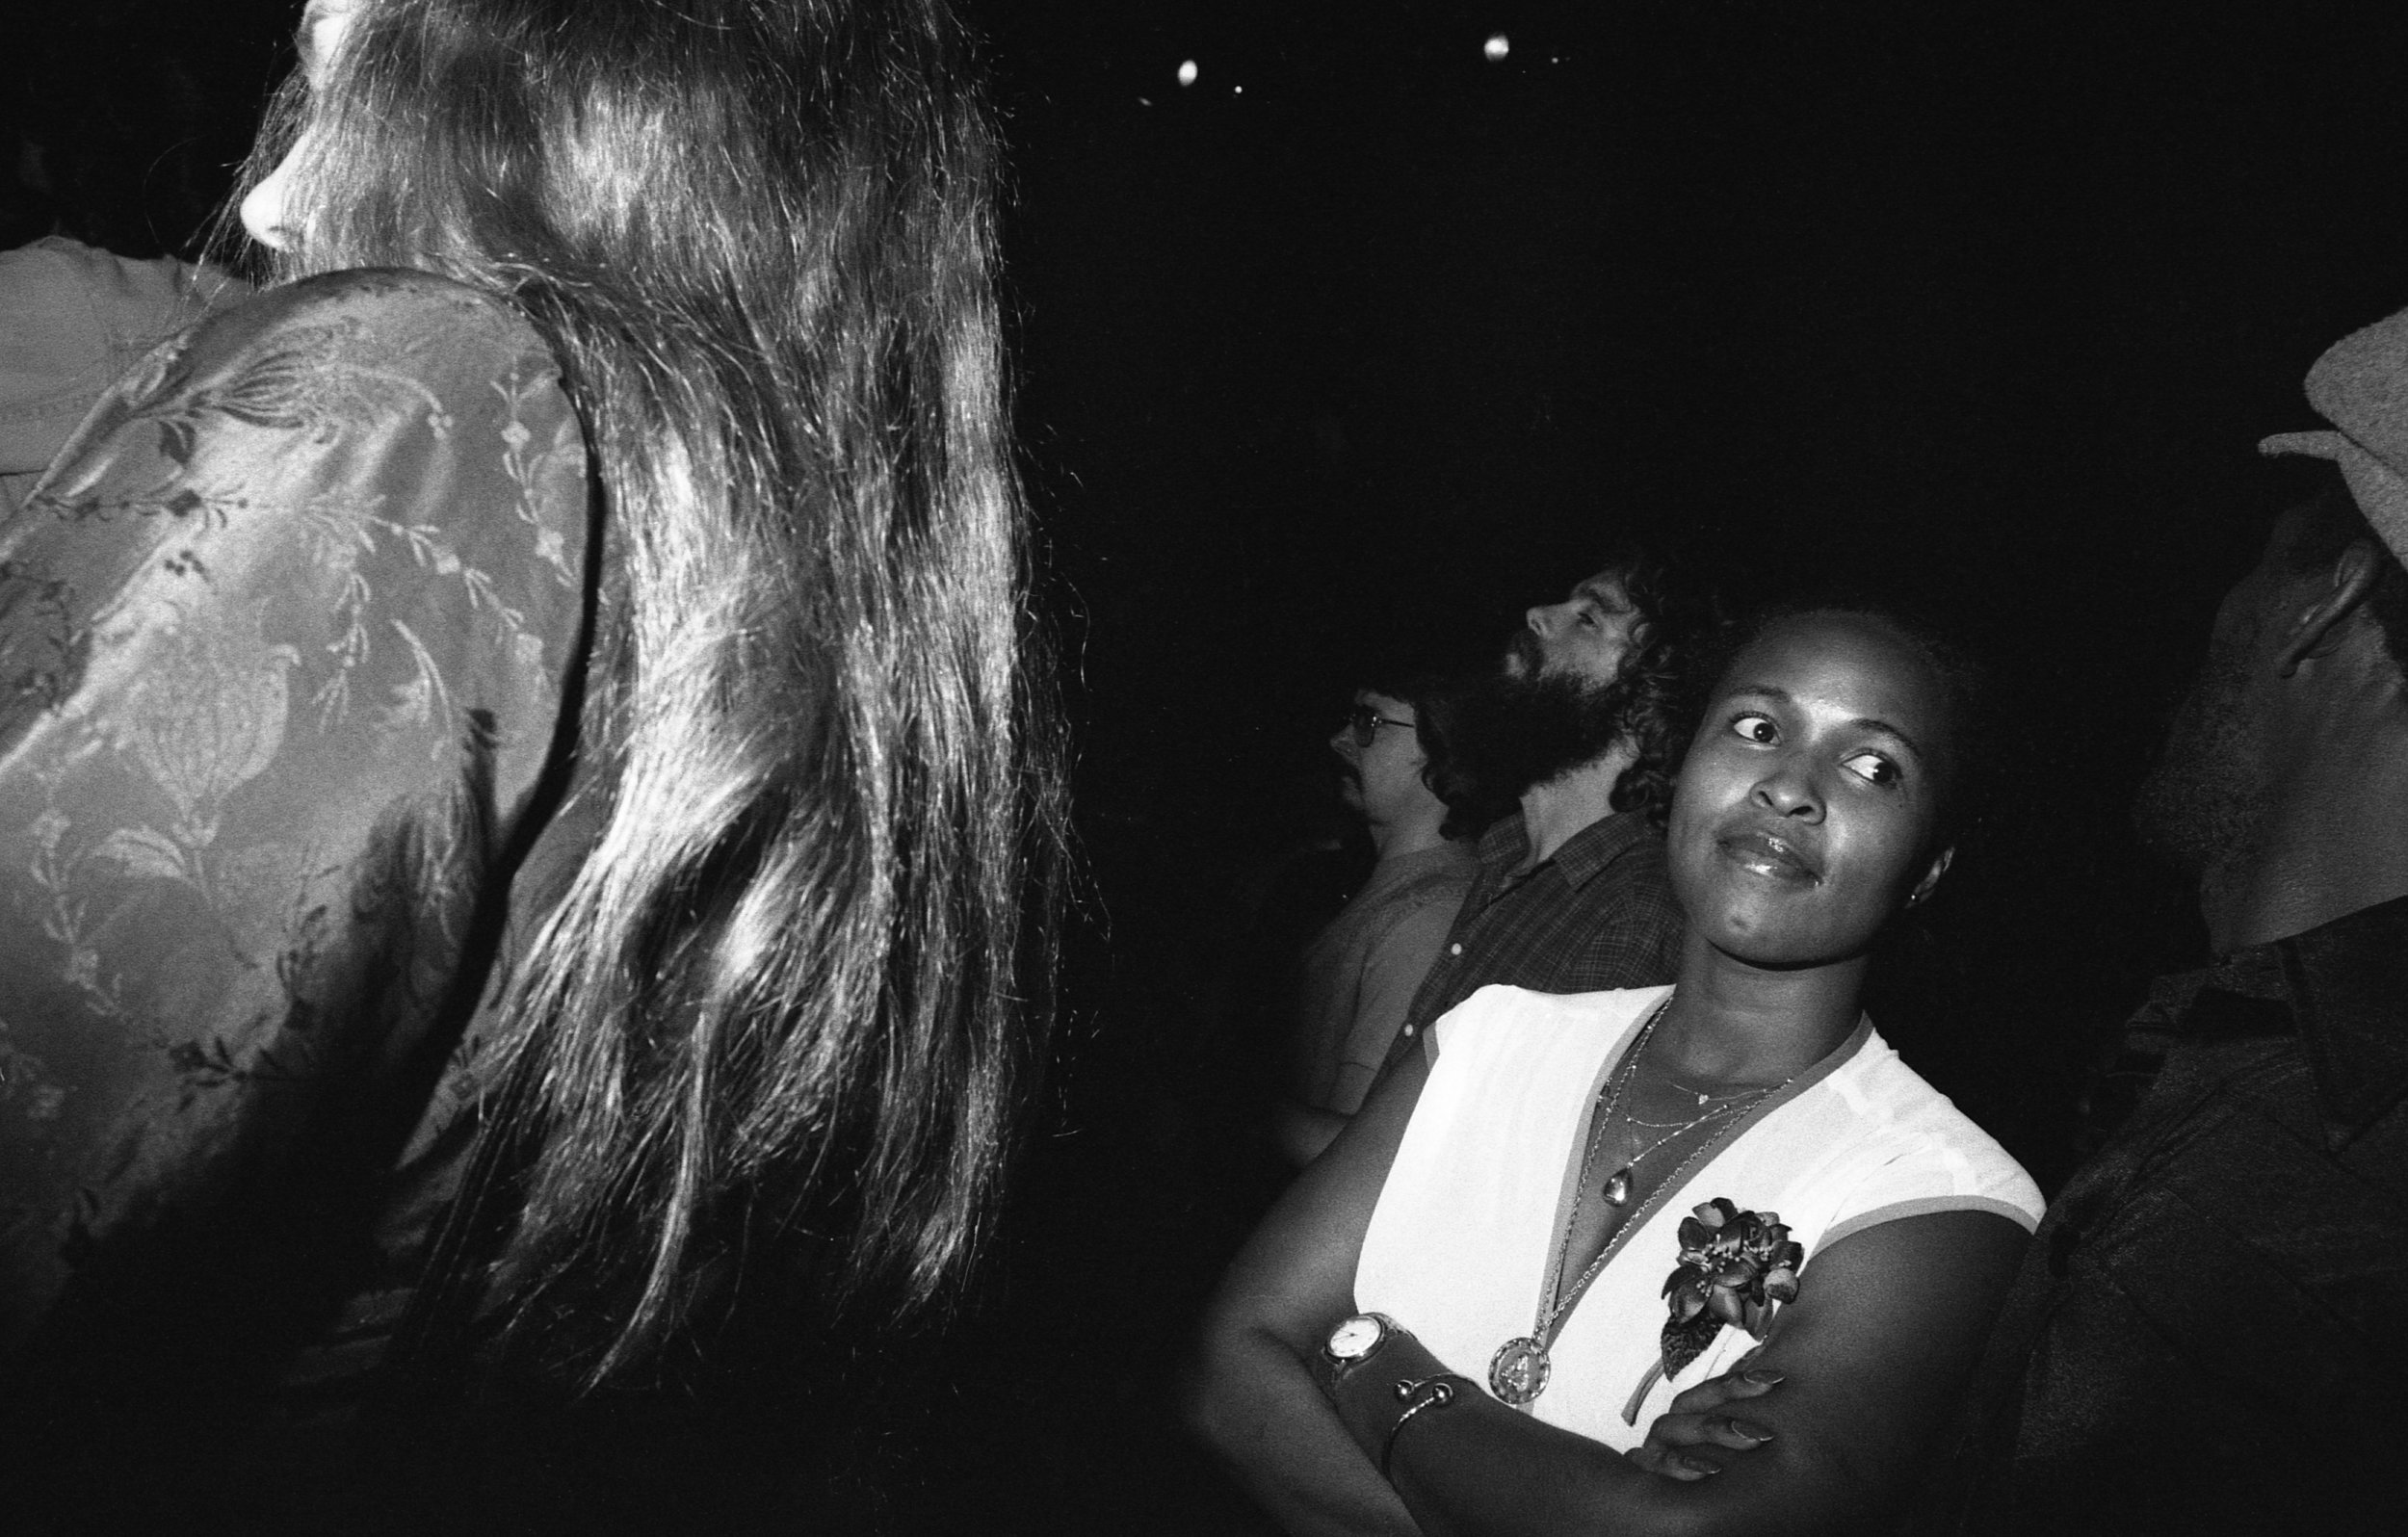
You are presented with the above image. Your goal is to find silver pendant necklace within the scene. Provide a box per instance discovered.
[1487,995,1792,1408]
[1669,1079,1767,1109]
[1600,1048,1782,1206]
[1598,1091,1766,1208]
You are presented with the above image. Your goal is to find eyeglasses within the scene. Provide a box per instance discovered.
[1346,703,1419,748]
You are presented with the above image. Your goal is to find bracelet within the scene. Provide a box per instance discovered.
[1379,1373,1472,1483]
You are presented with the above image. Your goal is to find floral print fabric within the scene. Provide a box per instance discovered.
[0,269,589,1355]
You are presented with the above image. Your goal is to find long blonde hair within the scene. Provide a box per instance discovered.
[232,0,1065,1383]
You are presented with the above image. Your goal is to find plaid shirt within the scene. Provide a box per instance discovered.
[1392,809,1684,1053]
[1914,893,2408,1533]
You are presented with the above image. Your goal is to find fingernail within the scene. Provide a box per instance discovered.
[1735,1421,1774,1443]
[1741,1368,1785,1386]
[1684,1457,1724,1475]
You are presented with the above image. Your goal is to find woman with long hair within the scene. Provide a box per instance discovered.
[0,0,1061,1521]
[1187,606,2042,1535]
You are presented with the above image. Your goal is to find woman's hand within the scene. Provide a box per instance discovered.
[1622,1363,1784,1480]
[1346,1211,2028,1537]
[1341,1338,1784,1485]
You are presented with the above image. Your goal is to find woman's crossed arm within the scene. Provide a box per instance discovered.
[1183,1049,2028,1536]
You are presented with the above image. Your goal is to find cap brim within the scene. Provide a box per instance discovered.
[2260,430,2408,569]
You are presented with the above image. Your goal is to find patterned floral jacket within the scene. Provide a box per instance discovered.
[0,266,593,1410]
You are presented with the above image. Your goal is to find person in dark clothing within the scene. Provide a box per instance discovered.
[1901,308,2408,1530]
[1381,552,1716,1061]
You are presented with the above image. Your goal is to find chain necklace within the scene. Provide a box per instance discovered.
[1600,1086,1772,1208]
[1602,1034,1785,1205]
[1667,1079,1770,1108]
[1486,994,1793,1408]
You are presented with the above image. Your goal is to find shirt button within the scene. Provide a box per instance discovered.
[1402,1024,1418,1037]
[1449,943,1462,955]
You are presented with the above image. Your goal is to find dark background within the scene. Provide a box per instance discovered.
[11,0,2408,1529]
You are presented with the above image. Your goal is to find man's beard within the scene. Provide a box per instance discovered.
[2132,649,2269,880]
[1465,632,1639,799]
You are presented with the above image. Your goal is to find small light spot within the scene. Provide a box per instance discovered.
[1233,84,1243,94]
[1177,59,1198,87]
[1484,33,1510,62]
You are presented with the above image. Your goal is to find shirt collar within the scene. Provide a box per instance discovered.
[2197,894,2408,1150]
[1473,814,1530,871]
[1479,808,1657,891]
[2269,894,2408,1151]
[1360,838,1479,894]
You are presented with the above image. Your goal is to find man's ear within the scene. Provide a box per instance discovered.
[2277,540,2383,677]
[1905,845,1954,909]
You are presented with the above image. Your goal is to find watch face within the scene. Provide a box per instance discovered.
[1326,1315,1385,1361]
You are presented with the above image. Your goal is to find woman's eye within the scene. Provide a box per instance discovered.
[1729,713,1776,745]
[1843,751,1900,788]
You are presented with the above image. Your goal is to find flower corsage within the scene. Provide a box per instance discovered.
[1619,1198,1805,1424]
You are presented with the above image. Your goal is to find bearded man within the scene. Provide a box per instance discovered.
[1906,310,2408,1531]
[1379,552,1714,1058]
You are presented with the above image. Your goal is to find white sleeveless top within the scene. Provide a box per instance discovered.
[1354,984,2044,1450]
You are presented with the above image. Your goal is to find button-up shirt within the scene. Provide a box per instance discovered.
[1912,894,2408,1533]
[1392,809,1684,1050]
[1292,840,1480,1116]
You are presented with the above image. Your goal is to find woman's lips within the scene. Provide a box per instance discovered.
[1717,827,1819,883]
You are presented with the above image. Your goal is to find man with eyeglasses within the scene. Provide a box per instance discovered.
[1376,551,1707,1076]
[1275,674,1487,1166]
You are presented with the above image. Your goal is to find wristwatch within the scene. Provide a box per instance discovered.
[1321,1312,1407,1385]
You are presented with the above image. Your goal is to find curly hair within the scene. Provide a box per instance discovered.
[1593,548,1729,827]
[1360,663,1515,840]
